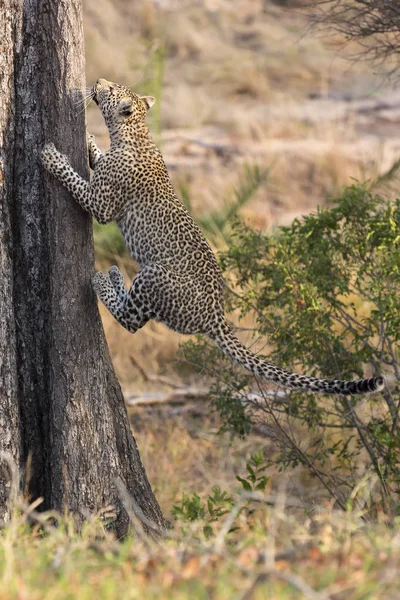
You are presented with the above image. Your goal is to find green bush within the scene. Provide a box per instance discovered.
[172,486,234,539]
[172,452,270,538]
[184,184,400,516]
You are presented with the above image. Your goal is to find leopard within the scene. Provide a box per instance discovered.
[41,78,385,396]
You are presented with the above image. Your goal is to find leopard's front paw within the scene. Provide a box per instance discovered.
[87,133,102,169]
[41,143,69,176]
[87,133,96,145]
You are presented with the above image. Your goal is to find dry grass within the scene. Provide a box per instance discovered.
[1,440,400,599]
[131,406,278,512]
[84,0,398,222]
[84,0,399,247]
[2,405,400,599]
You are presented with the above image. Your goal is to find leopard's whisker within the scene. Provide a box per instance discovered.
[75,97,92,117]
[71,88,89,103]
[72,89,93,108]
[127,76,143,90]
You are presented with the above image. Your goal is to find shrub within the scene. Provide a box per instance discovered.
[184,184,400,516]
[172,452,270,538]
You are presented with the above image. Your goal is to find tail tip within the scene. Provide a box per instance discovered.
[348,375,385,395]
[373,376,385,393]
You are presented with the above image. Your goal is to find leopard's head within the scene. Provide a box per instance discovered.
[91,78,155,132]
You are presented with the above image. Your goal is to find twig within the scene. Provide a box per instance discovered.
[180,136,241,158]
[126,387,209,407]
[213,502,244,554]
[125,387,290,408]
[343,398,390,503]
[15,501,62,537]
[238,570,331,600]
[114,477,168,541]
[0,451,19,511]
[239,491,307,509]
[274,541,316,562]
[213,491,309,555]
[254,382,348,510]
[130,355,181,389]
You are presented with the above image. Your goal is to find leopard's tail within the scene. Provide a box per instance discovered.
[209,321,384,395]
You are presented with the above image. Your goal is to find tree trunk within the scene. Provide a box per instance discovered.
[0,3,21,525]
[0,0,166,537]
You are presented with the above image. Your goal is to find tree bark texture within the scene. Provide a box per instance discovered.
[0,2,21,525]
[0,0,166,536]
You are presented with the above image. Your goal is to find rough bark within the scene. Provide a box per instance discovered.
[0,2,21,525]
[0,0,166,536]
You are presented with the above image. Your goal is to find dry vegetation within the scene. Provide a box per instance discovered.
[1,423,400,599]
[1,505,400,599]
[84,0,400,221]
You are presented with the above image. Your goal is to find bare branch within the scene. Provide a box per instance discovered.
[308,0,400,77]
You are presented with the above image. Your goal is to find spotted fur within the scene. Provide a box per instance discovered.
[41,78,384,396]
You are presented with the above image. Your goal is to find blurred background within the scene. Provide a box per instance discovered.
[83,0,400,509]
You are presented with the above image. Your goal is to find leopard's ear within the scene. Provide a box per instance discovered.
[119,98,134,116]
[141,96,156,111]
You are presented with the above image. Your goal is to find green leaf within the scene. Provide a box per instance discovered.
[236,476,252,491]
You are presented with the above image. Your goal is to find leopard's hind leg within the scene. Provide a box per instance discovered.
[93,268,149,333]
[94,264,219,336]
